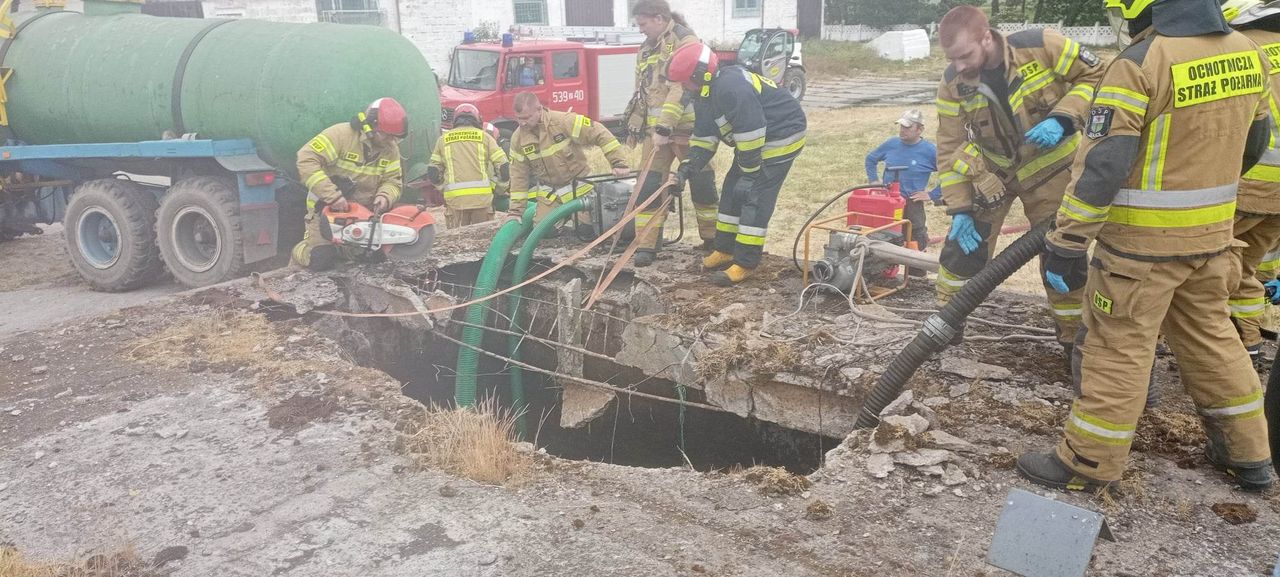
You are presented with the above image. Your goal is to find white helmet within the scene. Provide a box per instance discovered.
[1223,0,1280,26]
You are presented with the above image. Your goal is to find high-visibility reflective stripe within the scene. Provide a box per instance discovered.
[739,164,761,173]
[962,95,989,112]
[736,233,766,246]
[734,127,767,144]
[937,97,961,117]
[1201,389,1265,419]
[1067,405,1135,445]
[1017,133,1080,182]
[305,171,330,190]
[1244,148,1280,182]
[737,136,766,151]
[1060,194,1110,223]
[739,225,767,237]
[1052,304,1083,318]
[937,267,968,288]
[430,153,443,164]
[952,158,973,175]
[443,187,493,199]
[510,191,531,200]
[1230,298,1267,318]
[1066,83,1095,103]
[1140,114,1171,190]
[635,214,653,226]
[571,114,592,138]
[1055,39,1081,76]
[1259,248,1280,273]
[517,138,571,162]
[939,171,969,188]
[334,160,385,177]
[602,140,621,154]
[662,102,684,116]
[971,141,1014,169]
[1114,183,1237,209]
[762,132,805,159]
[691,137,718,151]
[308,134,339,162]
[1095,86,1150,116]
[1011,69,1055,112]
[718,214,740,224]
[695,208,718,219]
[716,221,739,233]
[1108,202,1237,228]
[442,179,491,192]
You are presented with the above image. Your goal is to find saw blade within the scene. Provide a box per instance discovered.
[388,224,435,262]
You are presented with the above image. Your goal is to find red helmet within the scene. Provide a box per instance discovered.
[453,103,482,127]
[666,43,718,90]
[361,97,408,137]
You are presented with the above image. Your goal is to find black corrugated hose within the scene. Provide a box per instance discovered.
[853,218,1053,429]
[1267,353,1280,475]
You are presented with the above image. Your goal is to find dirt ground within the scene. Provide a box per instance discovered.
[2,238,1279,575]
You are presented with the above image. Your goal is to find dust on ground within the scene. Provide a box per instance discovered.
[0,224,79,292]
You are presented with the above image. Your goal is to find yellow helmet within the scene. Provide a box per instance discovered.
[1103,0,1156,20]
[1223,0,1280,24]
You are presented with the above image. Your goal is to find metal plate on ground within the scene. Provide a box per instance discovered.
[987,488,1114,577]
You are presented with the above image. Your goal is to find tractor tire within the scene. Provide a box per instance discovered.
[157,176,246,288]
[63,178,166,292]
[784,68,807,101]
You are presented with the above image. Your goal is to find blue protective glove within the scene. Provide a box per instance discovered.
[1266,279,1280,304]
[947,213,982,255]
[1045,271,1070,294]
[1025,118,1066,149]
[1043,250,1088,294]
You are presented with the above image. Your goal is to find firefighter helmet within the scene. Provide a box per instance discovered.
[357,97,409,138]
[666,43,718,93]
[1102,0,1156,20]
[453,103,482,128]
[1223,0,1280,25]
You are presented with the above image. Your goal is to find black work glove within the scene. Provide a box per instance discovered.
[1043,248,1089,294]
[671,161,694,195]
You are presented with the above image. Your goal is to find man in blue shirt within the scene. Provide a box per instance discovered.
[864,109,938,274]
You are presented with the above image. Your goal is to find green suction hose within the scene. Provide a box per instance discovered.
[454,204,537,407]
[506,198,586,435]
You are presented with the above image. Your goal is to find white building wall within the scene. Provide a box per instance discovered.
[201,0,318,22]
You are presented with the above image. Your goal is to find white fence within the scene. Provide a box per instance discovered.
[823,22,1118,47]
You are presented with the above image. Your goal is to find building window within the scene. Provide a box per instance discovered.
[142,1,205,18]
[553,52,580,79]
[514,0,548,25]
[317,0,383,26]
[732,0,761,18]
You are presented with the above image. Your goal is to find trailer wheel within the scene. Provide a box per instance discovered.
[63,178,166,292]
[157,176,245,288]
[784,69,806,101]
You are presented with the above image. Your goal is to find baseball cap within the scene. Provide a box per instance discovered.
[895,109,925,127]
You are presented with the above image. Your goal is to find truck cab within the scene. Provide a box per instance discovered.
[441,37,638,147]
[717,28,807,101]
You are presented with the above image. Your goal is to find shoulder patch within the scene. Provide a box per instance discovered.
[1079,47,1100,68]
[309,139,327,153]
[1008,29,1045,49]
[1086,107,1114,139]
[553,133,566,143]
[958,83,978,98]
[344,151,361,162]
[522,144,538,155]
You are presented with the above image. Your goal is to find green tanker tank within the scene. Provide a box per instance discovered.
[6,9,440,171]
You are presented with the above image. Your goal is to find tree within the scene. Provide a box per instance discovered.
[824,0,986,27]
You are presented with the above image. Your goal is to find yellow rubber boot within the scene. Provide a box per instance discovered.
[713,264,754,287]
[702,250,733,271]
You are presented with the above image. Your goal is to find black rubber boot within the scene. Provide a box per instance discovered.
[634,249,656,268]
[1016,451,1112,493]
[1206,440,1275,491]
[1248,343,1268,373]
[308,245,338,272]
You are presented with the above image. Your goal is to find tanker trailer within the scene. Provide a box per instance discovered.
[0,2,440,291]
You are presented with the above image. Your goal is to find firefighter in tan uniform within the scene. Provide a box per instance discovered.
[935,7,1108,350]
[507,93,631,225]
[427,103,509,228]
[1221,0,1280,366]
[1017,0,1275,492]
[291,98,406,270]
[625,0,719,266]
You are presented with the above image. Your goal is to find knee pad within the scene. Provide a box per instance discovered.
[688,170,718,205]
[308,245,339,272]
[938,240,989,278]
[638,171,665,200]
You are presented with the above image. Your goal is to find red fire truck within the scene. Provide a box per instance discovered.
[439,29,806,147]
[440,36,639,146]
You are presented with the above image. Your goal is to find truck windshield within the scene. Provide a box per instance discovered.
[449,49,500,91]
[737,31,766,65]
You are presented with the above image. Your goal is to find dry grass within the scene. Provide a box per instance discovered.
[695,338,799,382]
[0,544,157,577]
[127,310,310,379]
[403,398,532,486]
[802,39,948,80]
[742,465,812,497]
